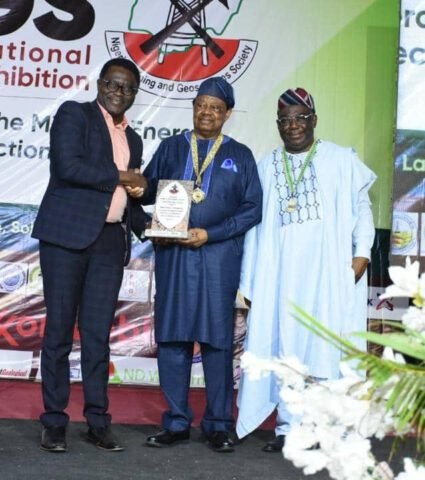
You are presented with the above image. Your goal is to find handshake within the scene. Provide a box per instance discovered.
[120,168,147,198]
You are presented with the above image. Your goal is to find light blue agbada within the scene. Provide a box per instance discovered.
[236,140,376,438]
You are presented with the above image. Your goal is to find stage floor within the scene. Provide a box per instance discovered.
[0,419,415,480]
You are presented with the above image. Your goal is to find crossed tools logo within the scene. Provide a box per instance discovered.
[105,0,257,99]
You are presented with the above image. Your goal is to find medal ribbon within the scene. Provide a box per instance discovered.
[282,139,318,196]
[191,132,224,188]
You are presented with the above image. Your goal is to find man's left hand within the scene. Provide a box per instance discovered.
[125,185,145,198]
[351,257,369,283]
[177,228,208,248]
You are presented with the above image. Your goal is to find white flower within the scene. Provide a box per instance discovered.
[284,424,321,452]
[273,355,309,389]
[240,342,423,480]
[395,458,425,480]
[402,306,425,333]
[359,400,394,439]
[326,433,374,480]
[323,377,364,398]
[283,425,329,474]
[285,422,376,480]
[241,352,308,386]
[279,386,305,416]
[240,351,274,380]
[380,258,420,299]
[295,450,329,476]
[303,384,369,429]
[382,347,406,364]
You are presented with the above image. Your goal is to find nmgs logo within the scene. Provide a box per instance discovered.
[0,261,27,293]
[105,0,257,99]
[391,212,418,256]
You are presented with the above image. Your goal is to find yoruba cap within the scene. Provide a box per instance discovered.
[278,87,315,113]
[196,77,235,109]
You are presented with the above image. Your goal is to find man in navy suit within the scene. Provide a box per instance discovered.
[33,58,147,453]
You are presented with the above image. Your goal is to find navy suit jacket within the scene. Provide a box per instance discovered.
[33,100,146,265]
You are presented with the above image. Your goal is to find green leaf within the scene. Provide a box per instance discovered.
[290,302,425,459]
[354,332,425,361]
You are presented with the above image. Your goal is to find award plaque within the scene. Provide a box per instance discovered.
[145,180,193,239]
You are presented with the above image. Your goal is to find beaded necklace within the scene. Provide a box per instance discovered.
[281,139,318,212]
[190,132,223,203]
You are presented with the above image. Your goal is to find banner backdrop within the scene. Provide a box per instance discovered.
[0,0,399,385]
[391,0,425,269]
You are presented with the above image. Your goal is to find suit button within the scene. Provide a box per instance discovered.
[105,204,110,210]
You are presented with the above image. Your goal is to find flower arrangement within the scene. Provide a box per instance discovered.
[241,258,425,480]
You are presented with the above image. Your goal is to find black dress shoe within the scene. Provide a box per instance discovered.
[146,429,190,448]
[86,426,124,452]
[206,431,235,453]
[262,435,285,453]
[40,426,67,452]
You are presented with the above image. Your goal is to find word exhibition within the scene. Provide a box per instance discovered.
[0,41,92,91]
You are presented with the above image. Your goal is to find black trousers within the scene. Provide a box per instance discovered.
[39,223,126,428]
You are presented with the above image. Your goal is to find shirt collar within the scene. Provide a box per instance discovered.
[97,101,128,130]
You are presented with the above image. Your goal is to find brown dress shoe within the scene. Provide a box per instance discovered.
[262,435,285,453]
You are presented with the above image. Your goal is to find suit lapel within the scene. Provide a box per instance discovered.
[126,129,140,169]
[89,101,114,166]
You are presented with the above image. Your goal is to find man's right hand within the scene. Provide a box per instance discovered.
[119,169,148,190]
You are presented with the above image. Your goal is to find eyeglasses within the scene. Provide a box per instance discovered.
[101,79,138,96]
[276,113,314,127]
[194,101,226,114]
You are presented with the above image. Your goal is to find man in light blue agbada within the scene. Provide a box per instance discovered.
[236,88,376,452]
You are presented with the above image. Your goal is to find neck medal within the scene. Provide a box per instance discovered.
[190,132,223,203]
[282,140,318,213]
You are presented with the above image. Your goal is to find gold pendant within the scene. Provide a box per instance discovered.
[286,197,297,212]
[192,187,206,203]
